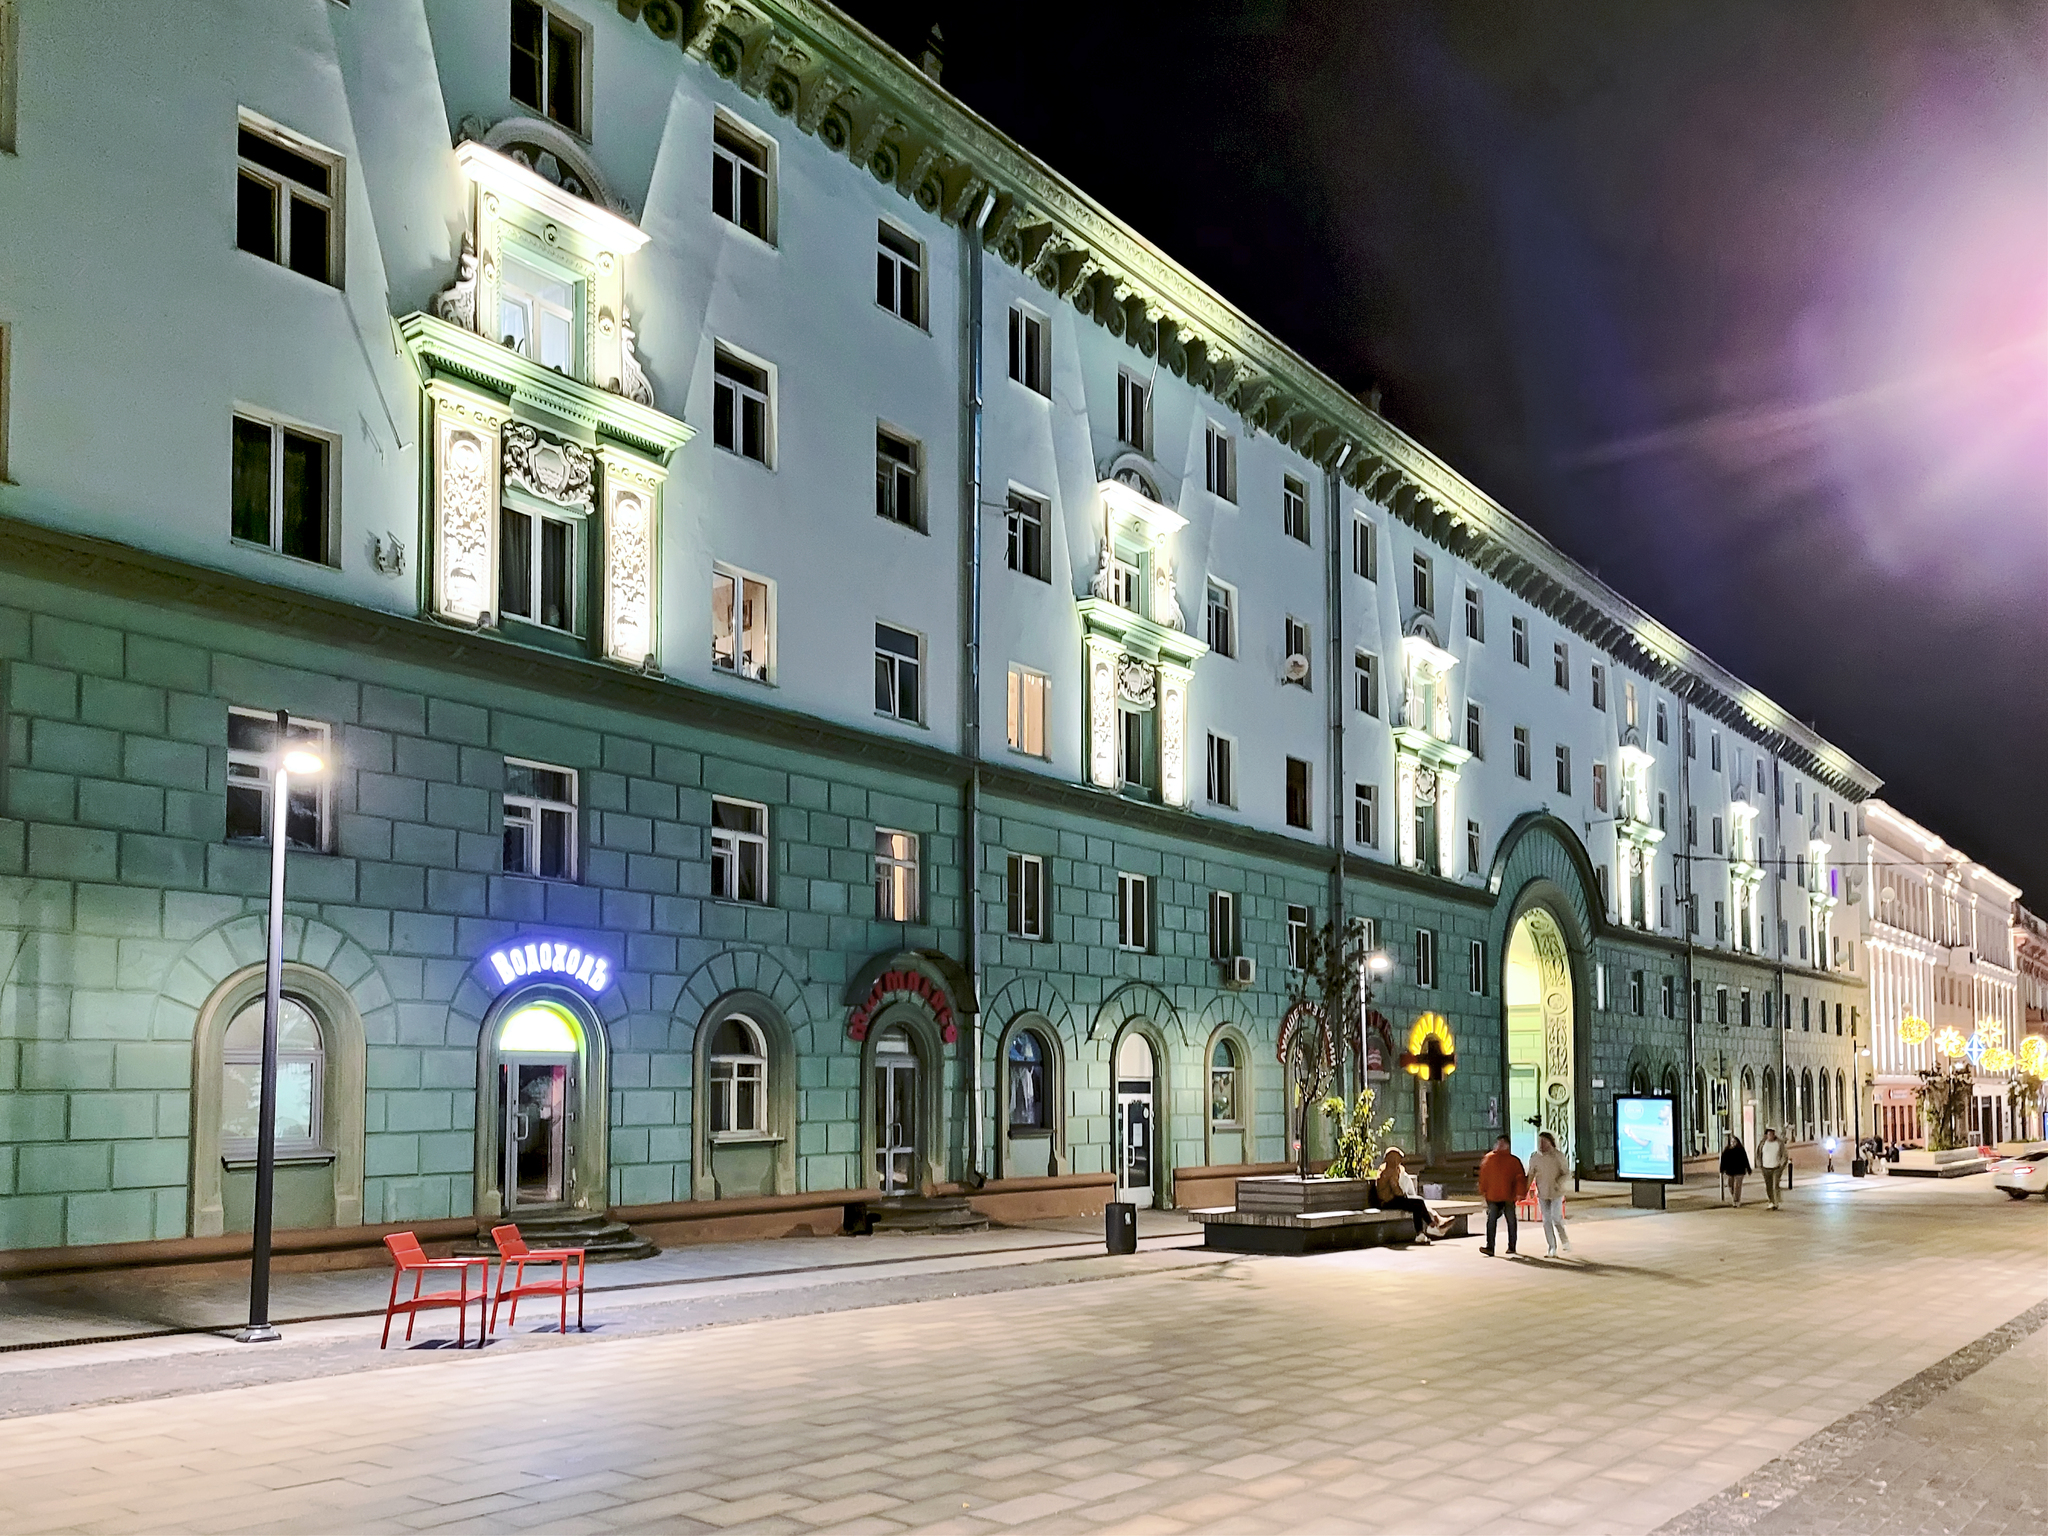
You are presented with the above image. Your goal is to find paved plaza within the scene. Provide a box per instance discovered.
[1,1174,2044,1535]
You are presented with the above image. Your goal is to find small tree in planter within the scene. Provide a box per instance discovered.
[1278,917,1390,1182]
[2006,1071,2043,1142]
[1915,1063,1974,1151]
[1321,1087,1396,1180]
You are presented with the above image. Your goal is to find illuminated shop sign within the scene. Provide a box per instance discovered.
[487,939,611,994]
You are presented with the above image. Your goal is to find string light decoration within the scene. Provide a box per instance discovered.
[1898,1016,1931,1046]
[1933,1026,1968,1058]
[1982,1047,2017,1073]
[2020,1036,2048,1075]
[1400,1013,1457,1080]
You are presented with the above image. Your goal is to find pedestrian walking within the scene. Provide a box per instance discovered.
[1758,1127,1787,1208]
[1370,1148,1450,1244]
[1720,1134,1752,1207]
[1529,1130,1571,1256]
[1477,1134,1526,1255]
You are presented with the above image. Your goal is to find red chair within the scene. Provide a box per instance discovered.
[1517,1177,1540,1223]
[490,1224,587,1334]
[379,1231,490,1348]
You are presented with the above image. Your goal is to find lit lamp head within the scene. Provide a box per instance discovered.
[281,750,325,776]
[1367,952,1392,975]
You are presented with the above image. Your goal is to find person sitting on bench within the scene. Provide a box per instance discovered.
[1370,1147,1450,1243]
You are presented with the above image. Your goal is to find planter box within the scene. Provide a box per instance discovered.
[1891,1147,1990,1178]
[1233,1176,1379,1215]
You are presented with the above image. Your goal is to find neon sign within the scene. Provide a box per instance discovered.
[487,939,611,994]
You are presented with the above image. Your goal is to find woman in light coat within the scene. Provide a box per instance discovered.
[1529,1130,1571,1257]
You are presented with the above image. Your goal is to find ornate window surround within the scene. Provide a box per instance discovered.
[1391,618,1470,875]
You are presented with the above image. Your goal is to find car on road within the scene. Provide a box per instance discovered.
[1991,1145,2048,1199]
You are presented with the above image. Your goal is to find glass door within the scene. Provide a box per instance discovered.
[1114,1032,1154,1205]
[872,1029,918,1195]
[503,1059,572,1209]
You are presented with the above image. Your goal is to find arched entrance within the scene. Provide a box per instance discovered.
[476,985,609,1221]
[872,1024,922,1195]
[1113,1030,1158,1206]
[1505,908,1576,1164]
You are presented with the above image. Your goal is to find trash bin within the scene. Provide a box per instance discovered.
[1105,1201,1137,1254]
[1851,1157,1869,1178]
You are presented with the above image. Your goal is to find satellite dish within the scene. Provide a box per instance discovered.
[1281,653,1310,682]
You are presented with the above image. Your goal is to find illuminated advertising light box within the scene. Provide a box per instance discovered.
[1614,1095,1680,1183]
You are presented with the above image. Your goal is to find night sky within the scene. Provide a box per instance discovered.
[842,1,2048,897]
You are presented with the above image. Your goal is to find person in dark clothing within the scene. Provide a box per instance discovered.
[1720,1134,1752,1206]
[1477,1134,1527,1255]
[1370,1148,1448,1243]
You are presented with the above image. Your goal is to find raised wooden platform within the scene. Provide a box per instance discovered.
[1890,1147,1991,1178]
[1192,1188,1483,1255]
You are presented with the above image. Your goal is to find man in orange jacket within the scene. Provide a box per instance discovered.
[1478,1134,1527,1256]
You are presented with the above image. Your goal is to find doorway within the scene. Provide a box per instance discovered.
[1114,1032,1156,1206]
[495,1001,581,1212]
[1505,907,1576,1166]
[872,1026,920,1195]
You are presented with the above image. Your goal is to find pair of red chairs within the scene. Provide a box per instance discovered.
[379,1226,586,1348]
[1516,1179,1566,1223]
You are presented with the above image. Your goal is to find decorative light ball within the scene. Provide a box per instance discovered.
[2021,1036,2048,1074]
[1982,1047,2017,1073]
[1933,1027,1968,1058]
[1898,1016,1931,1046]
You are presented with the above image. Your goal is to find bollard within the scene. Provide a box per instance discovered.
[1105,1201,1137,1254]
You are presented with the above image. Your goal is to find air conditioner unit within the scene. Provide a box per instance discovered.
[1281,653,1310,683]
[1226,955,1256,987]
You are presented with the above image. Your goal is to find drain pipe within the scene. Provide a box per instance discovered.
[1679,685,1698,1162]
[962,188,998,1187]
[1324,444,1353,1087]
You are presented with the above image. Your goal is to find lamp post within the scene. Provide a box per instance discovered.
[236,710,324,1345]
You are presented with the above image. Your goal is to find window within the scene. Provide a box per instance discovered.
[1662,974,1675,1017]
[1740,988,1752,1028]
[874,623,922,723]
[1210,1038,1240,1126]
[875,428,922,529]
[1469,938,1488,995]
[1626,969,1643,1015]
[1007,305,1050,394]
[1692,979,1703,1022]
[1802,996,1811,1031]
[1758,759,1768,795]
[1118,705,1152,792]
[1005,491,1049,580]
[713,349,770,463]
[1591,761,1608,812]
[0,2,14,157]
[509,0,585,135]
[1207,427,1239,503]
[1686,718,1697,759]
[1416,927,1438,988]
[1687,806,1698,847]
[1625,680,1639,729]
[708,1017,767,1135]
[712,567,771,681]
[875,829,920,922]
[0,323,8,484]
[710,797,768,904]
[1117,873,1150,951]
[1351,515,1377,580]
[1278,472,1306,536]
[1284,617,1311,687]
[1555,744,1572,795]
[1711,732,1723,772]
[1553,641,1569,690]
[1353,783,1378,847]
[1206,733,1235,807]
[1360,917,1379,953]
[236,118,340,285]
[1716,986,1729,1025]
[1794,782,1804,814]
[1411,552,1433,613]
[1110,555,1142,611]
[220,996,325,1158]
[1116,372,1148,450]
[232,413,332,565]
[499,256,576,372]
[1656,700,1669,744]
[1464,701,1483,757]
[1463,585,1484,641]
[1714,900,1727,943]
[1590,663,1606,711]
[1287,905,1311,971]
[1007,1031,1049,1130]
[711,116,772,241]
[1354,651,1380,717]
[876,223,923,325]
[226,709,329,850]
[1208,891,1237,960]
[1513,726,1531,779]
[1657,790,1668,832]
[1712,816,1724,855]
[1285,757,1312,830]
[499,497,576,631]
[1006,665,1049,757]
[1511,616,1528,666]
[502,759,576,880]
[1467,819,1482,874]
[1205,581,1236,658]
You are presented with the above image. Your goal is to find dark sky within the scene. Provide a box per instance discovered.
[843,0,2048,897]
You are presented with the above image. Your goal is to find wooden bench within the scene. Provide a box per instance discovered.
[1192,1196,1485,1254]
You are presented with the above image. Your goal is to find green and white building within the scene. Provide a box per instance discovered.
[0,0,1876,1264]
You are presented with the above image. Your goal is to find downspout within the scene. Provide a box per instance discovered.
[1679,686,1698,1160]
[1773,753,1786,1144]
[1325,445,1353,1097]
[962,188,998,1187]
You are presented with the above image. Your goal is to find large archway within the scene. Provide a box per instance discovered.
[1504,907,1576,1165]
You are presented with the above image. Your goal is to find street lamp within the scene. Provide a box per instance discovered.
[236,711,325,1345]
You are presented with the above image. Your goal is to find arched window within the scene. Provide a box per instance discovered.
[1007,1030,1049,1131]
[1818,1071,1830,1135]
[1694,1066,1709,1137]
[1762,1068,1777,1128]
[1661,1065,1679,1105]
[1801,1070,1815,1139]
[709,1016,767,1134]
[1630,1064,1650,1096]
[1836,1070,1847,1137]
[1210,1038,1240,1127]
[221,996,325,1157]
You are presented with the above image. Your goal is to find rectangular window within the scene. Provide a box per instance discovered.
[1284,616,1311,687]
[1656,700,1669,744]
[236,117,340,285]
[1005,490,1049,580]
[710,797,768,904]
[1110,555,1142,611]
[1630,969,1645,1016]
[1208,891,1237,961]
[1206,426,1238,503]
[1712,816,1724,855]
[710,566,771,682]
[1591,761,1608,813]
[1711,732,1723,772]
[713,348,771,463]
[0,2,15,157]
[1625,680,1639,729]
[1470,938,1488,995]
[711,116,772,241]
[1513,726,1531,780]
[1117,872,1150,951]
[1686,717,1697,760]
[1657,790,1668,832]
[1714,900,1727,943]
[231,413,333,565]
[875,222,923,325]
[1206,733,1235,808]
[1555,743,1572,795]
[1007,304,1050,394]
[1511,615,1528,666]
[1464,701,1483,757]
[1117,705,1152,792]
[226,709,330,850]
[1687,806,1698,846]
[875,829,920,922]
[1280,473,1308,538]
[0,323,9,484]
[1205,580,1236,658]
[1715,986,1729,1025]
[1287,905,1311,971]
[1794,782,1804,814]
[1351,514,1377,580]
[1740,988,1752,1027]
[874,623,923,723]
[1467,819,1482,874]
[1116,372,1148,451]
[1411,551,1433,613]
[1416,927,1438,989]
[1354,651,1379,717]
[498,255,577,373]
[503,759,577,880]
[1553,641,1569,690]
[1285,756,1312,830]
[1590,662,1606,711]
[875,427,922,530]
[1006,853,1047,940]
[1353,783,1378,847]
[498,500,576,632]
[1006,665,1049,757]
[1662,974,1675,1017]
[1463,584,1484,641]
[509,0,586,135]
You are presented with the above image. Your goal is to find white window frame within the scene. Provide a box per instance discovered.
[875,828,920,922]
[1005,488,1050,581]
[1205,579,1237,658]
[874,622,924,724]
[1284,616,1311,688]
[1006,664,1050,758]
[1353,782,1378,847]
[1205,732,1236,808]
[1116,370,1149,451]
[1287,904,1312,971]
[1209,890,1237,960]
[1590,662,1606,711]
[1469,937,1487,995]
[1463,584,1483,641]
[509,0,590,137]
[235,111,343,288]
[502,757,578,881]
[1354,650,1379,717]
[710,796,769,905]
[1556,743,1572,795]
[226,707,332,851]
[1591,760,1608,813]
[711,111,775,244]
[1511,615,1529,666]
[1281,473,1309,539]
[1467,819,1483,875]
[1117,872,1151,952]
[875,424,923,531]
[1464,701,1483,757]
[220,995,326,1160]
[875,220,924,327]
[1285,757,1313,831]
[0,1,16,158]
[1513,726,1531,780]
[1206,424,1238,503]
[711,564,773,683]
[1006,853,1047,940]
[712,343,774,466]
[1008,303,1050,394]
[1416,927,1438,989]
[231,408,337,567]
[707,1015,769,1136]
[1351,514,1377,580]
[1412,551,1433,613]
[497,493,580,633]
[1553,641,1570,690]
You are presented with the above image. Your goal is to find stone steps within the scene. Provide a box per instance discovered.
[846,1196,991,1235]
[455,1212,660,1263]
